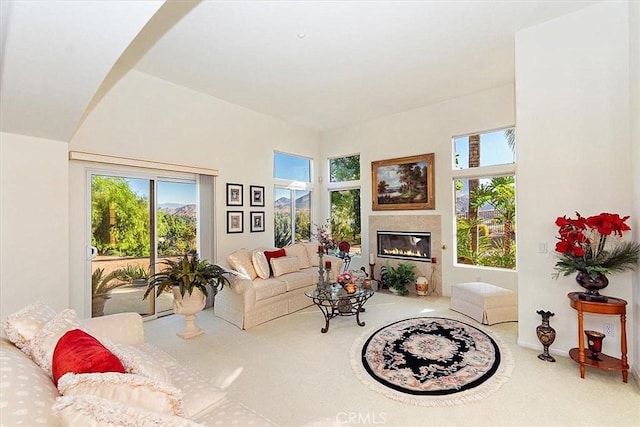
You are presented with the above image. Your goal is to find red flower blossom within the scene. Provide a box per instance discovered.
[553,211,639,279]
[586,213,631,237]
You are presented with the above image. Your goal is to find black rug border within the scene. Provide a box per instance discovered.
[360,316,501,396]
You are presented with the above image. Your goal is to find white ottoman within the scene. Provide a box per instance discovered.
[450,282,518,325]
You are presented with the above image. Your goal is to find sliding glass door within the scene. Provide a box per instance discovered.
[90,173,197,318]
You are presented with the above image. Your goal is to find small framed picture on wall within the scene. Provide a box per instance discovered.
[227,211,244,233]
[226,183,243,206]
[250,185,265,207]
[250,211,265,232]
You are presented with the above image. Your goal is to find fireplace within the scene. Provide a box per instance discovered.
[377,231,431,262]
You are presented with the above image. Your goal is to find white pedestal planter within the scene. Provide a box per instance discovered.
[172,287,207,339]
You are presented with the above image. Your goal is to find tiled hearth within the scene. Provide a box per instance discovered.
[369,214,442,295]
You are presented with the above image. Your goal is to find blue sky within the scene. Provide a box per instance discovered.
[274,152,311,182]
[126,178,196,205]
[454,128,514,168]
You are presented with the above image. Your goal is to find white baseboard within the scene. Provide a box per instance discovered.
[517,338,638,386]
[516,338,569,358]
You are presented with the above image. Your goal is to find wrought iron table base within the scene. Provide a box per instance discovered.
[306,286,374,333]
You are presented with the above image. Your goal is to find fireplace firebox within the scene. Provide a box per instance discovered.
[377,231,431,262]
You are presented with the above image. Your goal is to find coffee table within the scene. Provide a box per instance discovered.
[305,284,374,333]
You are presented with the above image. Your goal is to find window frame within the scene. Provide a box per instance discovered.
[452,127,516,271]
[273,150,313,184]
[327,153,362,256]
[273,151,315,247]
[85,166,201,318]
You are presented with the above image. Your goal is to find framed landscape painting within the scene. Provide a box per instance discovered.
[372,153,435,211]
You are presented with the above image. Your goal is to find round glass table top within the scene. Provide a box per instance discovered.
[305,283,374,300]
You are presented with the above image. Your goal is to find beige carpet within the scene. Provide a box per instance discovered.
[144,292,640,427]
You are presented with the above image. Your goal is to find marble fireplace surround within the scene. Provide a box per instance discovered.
[369,214,442,295]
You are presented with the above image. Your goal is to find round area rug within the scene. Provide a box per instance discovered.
[350,317,513,407]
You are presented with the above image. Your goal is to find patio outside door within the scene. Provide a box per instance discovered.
[89,173,197,318]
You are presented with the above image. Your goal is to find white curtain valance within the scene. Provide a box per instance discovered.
[68,151,218,176]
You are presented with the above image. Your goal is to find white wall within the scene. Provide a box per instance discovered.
[321,84,517,295]
[516,1,635,362]
[629,0,640,379]
[0,132,69,319]
[68,67,320,317]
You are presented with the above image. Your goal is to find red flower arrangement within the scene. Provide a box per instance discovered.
[553,212,640,279]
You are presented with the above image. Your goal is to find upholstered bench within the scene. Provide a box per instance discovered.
[450,282,518,325]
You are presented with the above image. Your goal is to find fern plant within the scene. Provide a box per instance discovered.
[381,262,416,296]
[144,252,233,300]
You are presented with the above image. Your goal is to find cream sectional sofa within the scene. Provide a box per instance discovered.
[216,243,344,329]
[0,303,274,426]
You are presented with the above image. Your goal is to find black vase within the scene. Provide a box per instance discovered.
[575,271,609,302]
[536,310,556,362]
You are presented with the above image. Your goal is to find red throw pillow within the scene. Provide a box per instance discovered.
[52,329,125,386]
[264,248,286,264]
[264,248,286,276]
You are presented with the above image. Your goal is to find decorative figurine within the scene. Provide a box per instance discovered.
[536,310,557,362]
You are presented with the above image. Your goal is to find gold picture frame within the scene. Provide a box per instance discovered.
[372,153,435,211]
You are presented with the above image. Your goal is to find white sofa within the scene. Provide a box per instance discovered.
[0,303,275,426]
[216,243,344,329]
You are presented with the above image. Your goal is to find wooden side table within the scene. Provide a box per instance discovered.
[567,292,628,383]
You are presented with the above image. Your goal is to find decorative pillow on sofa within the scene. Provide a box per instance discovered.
[264,248,286,276]
[264,248,286,264]
[57,372,184,417]
[285,243,311,269]
[252,251,270,279]
[303,243,321,267]
[52,395,204,427]
[31,309,82,377]
[105,341,171,385]
[0,301,56,357]
[227,249,258,280]
[52,329,125,386]
[270,256,301,277]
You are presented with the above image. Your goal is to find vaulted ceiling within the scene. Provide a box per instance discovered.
[0,0,598,142]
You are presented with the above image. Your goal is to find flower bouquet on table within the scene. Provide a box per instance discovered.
[313,219,337,253]
[337,271,357,294]
[552,212,640,301]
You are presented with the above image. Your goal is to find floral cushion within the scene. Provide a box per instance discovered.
[0,301,56,357]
